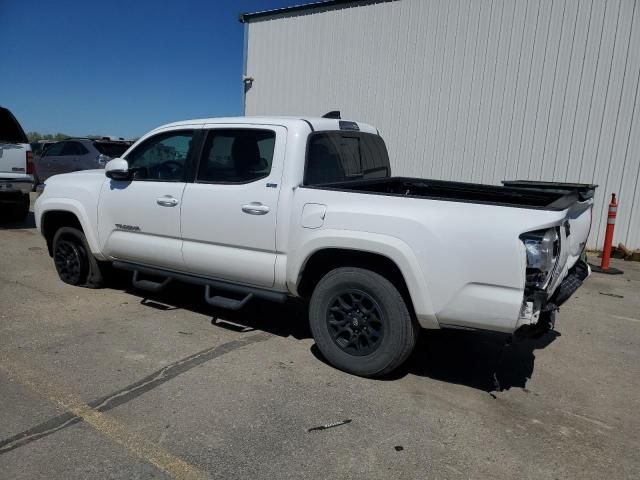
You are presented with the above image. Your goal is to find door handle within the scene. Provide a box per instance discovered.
[156,195,179,207]
[242,202,270,215]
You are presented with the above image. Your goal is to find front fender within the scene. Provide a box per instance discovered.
[287,229,439,329]
[36,197,105,260]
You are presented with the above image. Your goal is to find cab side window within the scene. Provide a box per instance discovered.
[62,141,88,156]
[42,142,64,157]
[197,129,275,183]
[125,130,194,182]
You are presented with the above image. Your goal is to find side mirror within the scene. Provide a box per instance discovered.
[105,158,131,180]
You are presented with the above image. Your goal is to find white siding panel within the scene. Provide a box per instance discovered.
[245,0,640,248]
[617,1,640,248]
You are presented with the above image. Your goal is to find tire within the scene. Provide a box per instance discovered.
[52,227,109,288]
[309,267,419,377]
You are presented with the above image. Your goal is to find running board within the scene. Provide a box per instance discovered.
[132,271,171,292]
[112,261,288,304]
[205,286,253,310]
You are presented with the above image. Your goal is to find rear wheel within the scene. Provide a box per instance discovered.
[309,267,419,377]
[52,227,109,288]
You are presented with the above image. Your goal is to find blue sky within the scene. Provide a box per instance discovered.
[0,0,303,138]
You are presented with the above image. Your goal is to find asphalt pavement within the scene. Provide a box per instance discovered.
[1,199,639,479]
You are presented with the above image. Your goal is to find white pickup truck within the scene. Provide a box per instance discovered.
[35,116,595,377]
[1,106,33,222]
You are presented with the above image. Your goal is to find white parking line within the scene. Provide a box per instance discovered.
[611,315,640,324]
[0,359,208,480]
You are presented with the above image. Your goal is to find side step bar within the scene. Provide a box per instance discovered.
[113,261,288,306]
[132,271,172,292]
[205,287,253,310]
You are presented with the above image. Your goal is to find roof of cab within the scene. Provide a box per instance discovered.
[152,116,379,136]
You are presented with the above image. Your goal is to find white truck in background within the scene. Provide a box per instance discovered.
[0,106,33,222]
[34,115,595,377]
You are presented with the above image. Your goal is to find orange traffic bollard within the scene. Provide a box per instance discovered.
[591,193,623,275]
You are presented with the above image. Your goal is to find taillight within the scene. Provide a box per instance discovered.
[26,151,34,175]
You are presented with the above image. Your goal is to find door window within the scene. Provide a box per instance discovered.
[62,141,88,156]
[197,129,275,183]
[42,142,64,157]
[125,130,194,182]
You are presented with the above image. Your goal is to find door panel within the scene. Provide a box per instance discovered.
[98,181,186,270]
[44,155,65,179]
[181,125,286,287]
[38,142,65,180]
[97,129,196,271]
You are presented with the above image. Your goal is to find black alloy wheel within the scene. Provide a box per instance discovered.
[309,267,419,377]
[53,238,87,285]
[327,289,384,356]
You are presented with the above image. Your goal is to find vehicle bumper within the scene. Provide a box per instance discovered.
[0,177,33,196]
[515,259,590,336]
[546,259,590,309]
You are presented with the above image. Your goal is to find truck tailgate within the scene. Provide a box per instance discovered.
[0,143,29,174]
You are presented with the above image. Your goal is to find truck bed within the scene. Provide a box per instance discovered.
[311,177,596,211]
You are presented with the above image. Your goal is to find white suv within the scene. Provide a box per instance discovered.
[0,106,33,222]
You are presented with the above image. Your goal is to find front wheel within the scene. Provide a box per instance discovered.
[309,267,419,377]
[52,227,110,288]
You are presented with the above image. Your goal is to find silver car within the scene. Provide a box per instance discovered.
[34,138,130,183]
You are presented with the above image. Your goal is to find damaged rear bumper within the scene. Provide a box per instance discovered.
[516,260,590,336]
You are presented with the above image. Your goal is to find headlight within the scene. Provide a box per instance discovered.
[521,228,560,289]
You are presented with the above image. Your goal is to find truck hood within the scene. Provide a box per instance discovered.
[45,169,107,183]
[37,169,107,212]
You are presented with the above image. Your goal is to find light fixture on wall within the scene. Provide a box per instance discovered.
[242,75,254,92]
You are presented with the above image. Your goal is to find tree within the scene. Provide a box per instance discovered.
[26,131,70,142]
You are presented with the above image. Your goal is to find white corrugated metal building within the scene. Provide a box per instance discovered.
[241,0,640,249]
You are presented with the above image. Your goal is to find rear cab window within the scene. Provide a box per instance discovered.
[304,132,390,185]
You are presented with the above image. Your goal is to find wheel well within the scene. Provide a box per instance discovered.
[42,211,83,256]
[297,249,416,315]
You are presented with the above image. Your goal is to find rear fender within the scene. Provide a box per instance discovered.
[288,229,439,329]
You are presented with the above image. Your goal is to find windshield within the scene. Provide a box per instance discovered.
[93,142,129,158]
[0,107,29,144]
[304,131,391,185]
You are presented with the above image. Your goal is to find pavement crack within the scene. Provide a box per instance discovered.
[0,332,271,455]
